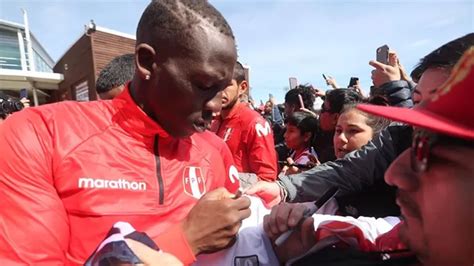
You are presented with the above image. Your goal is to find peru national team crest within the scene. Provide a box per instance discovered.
[183,166,206,199]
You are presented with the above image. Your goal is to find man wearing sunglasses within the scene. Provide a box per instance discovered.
[265,47,474,266]
[357,47,474,266]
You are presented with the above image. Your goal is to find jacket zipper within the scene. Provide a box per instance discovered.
[154,135,164,204]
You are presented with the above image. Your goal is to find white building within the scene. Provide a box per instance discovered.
[0,12,63,106]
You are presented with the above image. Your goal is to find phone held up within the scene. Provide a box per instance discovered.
[348,77,359,88]
[20,89,28,99]
[376,45,390,65]
[289,77,298,90]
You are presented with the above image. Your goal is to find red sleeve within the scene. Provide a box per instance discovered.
[245,117,278,181]
[314,220,406,252]
[220,142,241,193]
[0,110,70,265]
[153,223,196,265]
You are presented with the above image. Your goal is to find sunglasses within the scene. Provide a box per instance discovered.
[411,129,473,173]
[411,130,437,173]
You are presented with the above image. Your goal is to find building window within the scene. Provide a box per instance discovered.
[75,80,89,101]
[33,49,52,73]
[0,29,22,70]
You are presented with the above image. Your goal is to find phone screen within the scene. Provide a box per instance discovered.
[376,45,389,64]
[348,77,359,87]
[289,77,298,90]
[20,89,28,99]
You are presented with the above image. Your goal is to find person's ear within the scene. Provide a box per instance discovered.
[135,43,156,80]
[303,131,312,144]
[238,80,248,96]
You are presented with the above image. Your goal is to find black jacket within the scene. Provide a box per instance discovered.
[279,124,413,217]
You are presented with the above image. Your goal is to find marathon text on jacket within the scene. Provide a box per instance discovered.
[78,178,147,191]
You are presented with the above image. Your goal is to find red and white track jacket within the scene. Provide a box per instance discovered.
[213,103,277,181]
[0,86,240,265]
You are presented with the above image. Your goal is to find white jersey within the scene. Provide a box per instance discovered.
[194,196,400,266]
[193,196,278,266]
[91,196,400,266]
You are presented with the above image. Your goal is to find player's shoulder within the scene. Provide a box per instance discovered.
[192,130,228,151]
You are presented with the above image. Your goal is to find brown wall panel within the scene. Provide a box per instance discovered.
[52,34,95,102]
[51,30,135,103]
[92,31,135,77]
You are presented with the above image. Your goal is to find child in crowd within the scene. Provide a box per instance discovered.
[281,111,319,175]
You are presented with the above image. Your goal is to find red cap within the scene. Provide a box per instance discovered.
[358,47,474,141]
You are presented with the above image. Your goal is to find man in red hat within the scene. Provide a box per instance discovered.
[264,47,474,265]
[356,47,474,266]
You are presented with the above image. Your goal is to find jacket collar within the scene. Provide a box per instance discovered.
[221,102,245,121]
[112,83,170,140]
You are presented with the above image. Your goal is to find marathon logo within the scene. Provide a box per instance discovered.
[78,178,147,191]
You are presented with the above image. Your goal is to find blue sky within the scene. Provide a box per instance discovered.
[1,0,473,105]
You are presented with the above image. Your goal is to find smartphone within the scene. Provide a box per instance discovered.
[298,94,305,109]
[376,45,390,64]
[269,93,273,99]
[20,89,28,99]
[322,74,328,81]
[289,77,298,90]
[348,77,359,87]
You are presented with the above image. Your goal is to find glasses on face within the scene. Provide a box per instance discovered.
[410,129,472,173]
[410,130,437,173]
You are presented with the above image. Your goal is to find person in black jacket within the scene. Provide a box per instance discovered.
[247,33,474,218]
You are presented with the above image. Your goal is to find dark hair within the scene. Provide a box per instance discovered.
[325,88,363,114]
[340,103,390,136]
[136,0,234,56]
[0,93,23,120]
[367,95,390,106]
[233,61,246,84]
[411,33,474,81]
[285,111,318,140]
[285,84,316,110]
[96,54,135,93]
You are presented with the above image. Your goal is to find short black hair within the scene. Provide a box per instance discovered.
[367,94,390,106]
[285,111,318,138]
[96,54,135,93]
[233,61,246,84]
[285,84,316,110]
[325,88,363,114]
[411,33,474,81]
[136,0,234,56]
